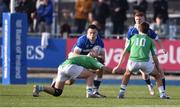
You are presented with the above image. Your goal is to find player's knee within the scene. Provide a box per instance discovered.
[124,71,131,76]
[96,69,103,77]
[51,82,55,88]
[53,88,63,97]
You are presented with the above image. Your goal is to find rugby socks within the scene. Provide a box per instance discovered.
[94,80,101,92]
[119,84,126,94]
[39,85,44,92]
[86,86,94,95]
[158,86,165,96]
[162,78,166,90]
[145,79,151,85]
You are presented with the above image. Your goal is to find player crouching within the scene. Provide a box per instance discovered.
[33,48,111,98]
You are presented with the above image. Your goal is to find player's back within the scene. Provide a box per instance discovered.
[61,55,103,70]
[127,34,155,62]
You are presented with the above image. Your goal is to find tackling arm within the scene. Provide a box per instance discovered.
[97,48,105,63]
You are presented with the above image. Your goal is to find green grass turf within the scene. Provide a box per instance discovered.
[0,84,180,107]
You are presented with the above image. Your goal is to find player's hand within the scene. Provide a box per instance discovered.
[161,49,167,54]
[112,66,119,74]
[157,49,167,56]
[96,56,105,64]
[65,79,75,85]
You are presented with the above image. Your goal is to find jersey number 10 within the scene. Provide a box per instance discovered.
[135,38,146,47]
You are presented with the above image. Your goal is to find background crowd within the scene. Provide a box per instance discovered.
[0,0,179,39]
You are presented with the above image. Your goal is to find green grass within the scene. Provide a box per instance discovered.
[0,84,180,107]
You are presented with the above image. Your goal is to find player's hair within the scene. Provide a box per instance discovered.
[87,24,98,30]
[134,11,145,17]
[139,22,149,34]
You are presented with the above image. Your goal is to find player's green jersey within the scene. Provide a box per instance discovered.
[126,34,156,62]
[61,55,104,70]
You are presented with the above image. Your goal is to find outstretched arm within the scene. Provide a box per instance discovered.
[101,66,113,74]
[155,39,167,54]
[112,49,128,74]
[152,55,162,74]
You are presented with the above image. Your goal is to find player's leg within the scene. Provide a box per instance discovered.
[118,60,136,98]
[51,77,75,87]
[33,69,66,97]
[140,71,155,96]
[33,65,71,97]
[33,81,65,97]
[118,68,132,98]
[93,69,106,98]
[78,69,98,98]
[144,61,170,99]
[150,67,169,99]
[158,68,166,90]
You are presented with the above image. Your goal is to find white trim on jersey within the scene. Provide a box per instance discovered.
[74,46,82,53]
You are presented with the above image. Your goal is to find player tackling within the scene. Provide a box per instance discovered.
[33,48,111,98]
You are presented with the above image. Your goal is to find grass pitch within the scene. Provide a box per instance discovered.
[0,84,180,107]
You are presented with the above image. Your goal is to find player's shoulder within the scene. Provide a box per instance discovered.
[96,35,103,41]
[130,34,138,40]
[148,28,156,33]
[78,34,88,40]
[128,26,137,32]
[147,28,158,39]
[127,26,138,38]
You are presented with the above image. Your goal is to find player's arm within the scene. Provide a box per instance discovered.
[100,66,112,74]
[73,37,85,55]
[73,47,81,55]
[149,28,167,54]
[96,38,105,63]
[156,39,167,54]
[112,49,128,74]
[96,48,105,63]
[151,41,162,73]
[152,55,161,74]
[112,39,130,74]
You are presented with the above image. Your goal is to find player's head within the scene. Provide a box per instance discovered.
[134,11,145,24]
[139,22,149,34]
[87,24,98,42]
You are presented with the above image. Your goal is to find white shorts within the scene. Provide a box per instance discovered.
[127,60,155,74]
[56,64,84,82]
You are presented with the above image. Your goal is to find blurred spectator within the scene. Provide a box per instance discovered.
[150,14,169,39]
[110,0,129,35]
[15,0,36,32]
[60,9,73,38]
[133,0,148,15]
[3,0,10,11]
[0,0,9,27]
[89,20,104,38]
[153,0,169,24]
[74,0,92,34]
[169,19,177,40]
[36,0,53,33]
[90,0,110,36]
[36,0,53,49]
